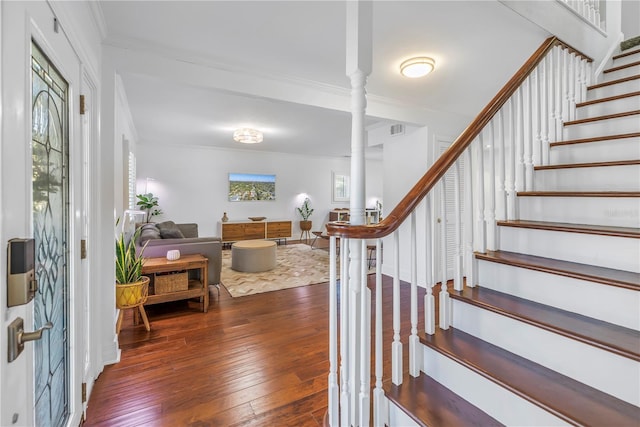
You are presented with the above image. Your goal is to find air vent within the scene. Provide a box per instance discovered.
[390,124,405,136]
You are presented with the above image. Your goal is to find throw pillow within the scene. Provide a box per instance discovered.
[138,223,161,243]
[157,221,185,239]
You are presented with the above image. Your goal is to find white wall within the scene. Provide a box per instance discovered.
[136,144,383,238]
[621,0,640,39]
[381,127,431,283]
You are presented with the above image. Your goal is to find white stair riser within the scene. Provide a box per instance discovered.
[533,164,640,191]
[587,78,640,99]
[498,226,640,272]
[517,196,640,228]
[602,64,640,81]
[563,115,640,140]
[550,137,640,164]
[576,95,640,119]
[387,400,419,427]
[476,259,640,330]
[611,52,640,68]
[451,301,640,406]
[421,346,566,426]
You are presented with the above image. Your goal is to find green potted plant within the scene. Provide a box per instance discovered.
[115,221,150,332]
[297,197,314,233]
[136,192,163,223]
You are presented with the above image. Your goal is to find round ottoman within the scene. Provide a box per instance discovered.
[231,240,277,273]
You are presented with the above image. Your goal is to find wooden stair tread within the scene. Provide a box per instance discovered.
[496,219,640,239]
[576,91,640,107]
[588,74,640,90]
[549,131,640,147]
[534,159,640,170]
[564,109,640,126]
[613,48,640,61]
[604,60,640,74]
[477,249,640,290]
[420,328,640,426]
[516,191,640,197]
[384,375,503,427]
[452,286,640,361]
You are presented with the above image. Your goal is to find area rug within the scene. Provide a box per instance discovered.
[221,244,334,297]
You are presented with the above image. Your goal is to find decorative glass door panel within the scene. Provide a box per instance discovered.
[31,40,69,427]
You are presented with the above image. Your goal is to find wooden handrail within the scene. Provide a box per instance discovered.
[327,36,592,239]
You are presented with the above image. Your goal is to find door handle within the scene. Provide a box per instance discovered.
[7,317,53,363]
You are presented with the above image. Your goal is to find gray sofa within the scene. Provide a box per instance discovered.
[136,221,222,286]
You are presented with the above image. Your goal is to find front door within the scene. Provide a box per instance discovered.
[0,2,82,425]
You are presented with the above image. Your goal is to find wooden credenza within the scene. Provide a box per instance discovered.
[220,219,292,243]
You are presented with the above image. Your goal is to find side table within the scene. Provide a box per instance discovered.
[141,254,209,314]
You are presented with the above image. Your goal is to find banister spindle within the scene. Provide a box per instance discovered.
[453,162,463,291]
[496,110,507,222]
[524,76,534,189]
[463,149,476,288]
[424,195,436,333]
[505,98,517,220]
[540,56,550,165]
[391,230,403,385]
[515,87,526,192]
[328,236,339,427]
[531,67,542,166]
[439,179,451,330]
[554,46,564,142]
[410,212,420,377]
[358,238,371,427]
[474,136,487,254]
[373,237,385,426]
[485,124,497,251]
[339,237,350,427]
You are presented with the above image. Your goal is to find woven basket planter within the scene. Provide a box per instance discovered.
[115,276,150,309]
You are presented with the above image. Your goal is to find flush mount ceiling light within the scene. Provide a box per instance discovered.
[400,57,435,78]
[233,128,263,144]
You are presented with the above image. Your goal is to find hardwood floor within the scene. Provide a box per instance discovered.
[85,252,427,426]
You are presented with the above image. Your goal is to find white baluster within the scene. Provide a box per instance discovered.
[340,237,350,427]
[524,76,534,189]
[515,88,526,192]
[594,1,602,29]
[391,230,403,385]
[554,46,564,142]
[505,98,517,220]
[474,136,487,254]
[485,124,497,251]
[562,48,571,125]
[359,238,371,427]
[463,149,476,288]
[568,52,577,121]
[496,110,507,221]
[424,195,436,334]
[531,67,542,166]
[439,180,451,330]
[540,56,550,165]
[373,238,386,427]
[453,162,463,292]
[410,212,420,377]
[328,236,339,427]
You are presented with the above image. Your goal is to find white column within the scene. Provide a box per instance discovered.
[392,230,403,384]
[345,3,372,424]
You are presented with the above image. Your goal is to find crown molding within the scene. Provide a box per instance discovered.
[87,1,107,40]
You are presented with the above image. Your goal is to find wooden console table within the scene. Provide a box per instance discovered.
[141,254,209,313]
[220,219,292,243]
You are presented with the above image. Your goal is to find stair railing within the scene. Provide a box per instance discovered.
[325,36,593,426]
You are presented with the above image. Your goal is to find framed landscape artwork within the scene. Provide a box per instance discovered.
[228,173,276,201]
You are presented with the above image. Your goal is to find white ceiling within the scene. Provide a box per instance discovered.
[98,1,547,158]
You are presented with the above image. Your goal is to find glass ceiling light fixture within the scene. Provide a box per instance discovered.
[233,128,263,144]
[400,57,435,78]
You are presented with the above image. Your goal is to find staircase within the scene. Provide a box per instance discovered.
[384,45,640,425]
